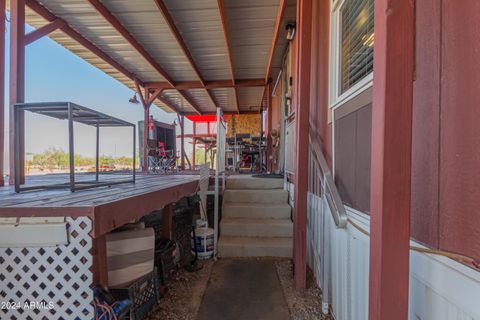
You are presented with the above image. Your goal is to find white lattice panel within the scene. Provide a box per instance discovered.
[0,217,93,320]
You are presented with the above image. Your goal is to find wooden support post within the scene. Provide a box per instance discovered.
[292,0,312,294]
[9,0,25,185]
[192,122,196,169]
[180,114,185,170]
[92,235,108,286]
[134,80,163,173]
[368,0,414,319]
[143,105,149,172]
[162,204,173,240]
[266,84,273,172]
[0,0,5,186]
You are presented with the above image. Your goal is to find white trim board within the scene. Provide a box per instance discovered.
[0,221,68,247]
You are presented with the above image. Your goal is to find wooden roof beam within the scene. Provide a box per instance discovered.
[260,0,287,110]
[157,95,181,114]
[86,0,174,86]
[216,0,240,113]
[27,0,189,116]
[178,90,202,115]
[153,0,219,111]
[26,0,140,85]
[86,0,204,114]
[25,18,66,45]
[183,111,259,116]
[144,78,267,90]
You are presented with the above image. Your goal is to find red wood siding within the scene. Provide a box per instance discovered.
[411,0,441,248]
[438,0,480,260]
[411,0,480,261]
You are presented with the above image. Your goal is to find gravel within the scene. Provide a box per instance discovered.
[146,260,214,320]
[146,258,327,320]
[275,259,327,320]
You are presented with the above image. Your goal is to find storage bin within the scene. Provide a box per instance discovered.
[110,269,159,320]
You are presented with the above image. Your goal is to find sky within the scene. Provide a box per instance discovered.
[2,18,193,173]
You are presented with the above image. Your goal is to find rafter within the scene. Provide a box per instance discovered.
[25,18,65,45]
[157,96,181,114]
[144,78,267,91]
[86,0,203,114]
[216,0,240,113]
[183,111,259,116]
[259,0,287,110]
[154,0,219,111]
[26,0,138,85]
[178,90,202,115]
[86,0,174,86]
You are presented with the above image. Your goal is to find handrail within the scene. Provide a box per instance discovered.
[309,127,348,228]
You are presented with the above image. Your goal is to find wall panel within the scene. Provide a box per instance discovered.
[410,0,441,248]
[439,0,480,261]
[334,104,371,213]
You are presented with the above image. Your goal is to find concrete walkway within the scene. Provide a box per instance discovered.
[196,259,291,320]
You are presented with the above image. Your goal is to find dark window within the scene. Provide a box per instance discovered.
[340,0,374,93]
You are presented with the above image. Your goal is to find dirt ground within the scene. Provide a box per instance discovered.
[146,258,325,320]
[275,259,327,320]
[146,260,214,320]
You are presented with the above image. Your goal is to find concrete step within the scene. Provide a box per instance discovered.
[223,202,291,219]
[218,236,292,258]
[221,218,293,237]
[226,175,283,190]
[223,189,289,204]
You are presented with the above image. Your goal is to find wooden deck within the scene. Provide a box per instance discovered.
[0,173,199,237]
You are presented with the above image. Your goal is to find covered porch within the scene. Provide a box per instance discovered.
[1,0,479,319]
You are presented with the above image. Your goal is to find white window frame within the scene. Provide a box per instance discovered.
[329,0,374,110]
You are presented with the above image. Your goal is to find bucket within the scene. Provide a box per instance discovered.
[191,227,214,260]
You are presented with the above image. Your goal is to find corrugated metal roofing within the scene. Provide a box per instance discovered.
[159,90,196,114]
[163,0,232,81]
[224,0,279,79]
[101,0,198,81]
[210,87,238,113]
[19,0,293,114]
[184,89,217,113]
[237,87,265,112]
[269,0,297,84]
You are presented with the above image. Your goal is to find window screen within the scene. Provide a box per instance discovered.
[340,0,374,93]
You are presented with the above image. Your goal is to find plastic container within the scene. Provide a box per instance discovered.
[109,268,159,320]
[191,227,214,260]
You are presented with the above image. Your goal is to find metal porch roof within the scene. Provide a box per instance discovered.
[18,0,294,114]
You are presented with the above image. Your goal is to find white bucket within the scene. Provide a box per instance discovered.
[191,227,214,260]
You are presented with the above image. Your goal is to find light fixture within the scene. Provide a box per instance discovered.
[286,23,296,41]
[129,93,140,104]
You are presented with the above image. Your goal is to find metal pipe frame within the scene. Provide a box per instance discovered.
[14,103,136,193]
